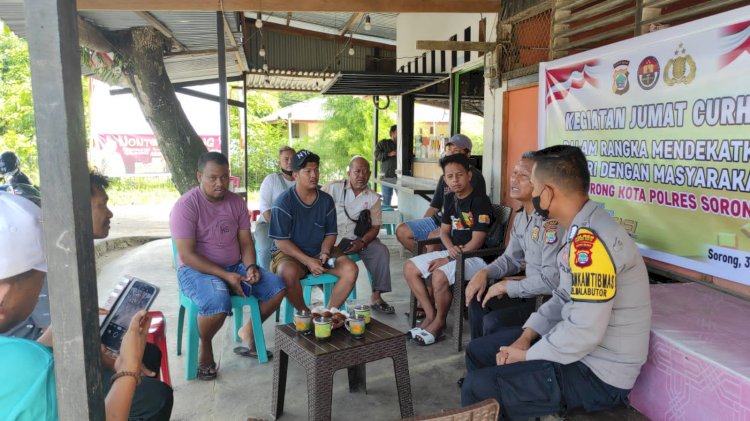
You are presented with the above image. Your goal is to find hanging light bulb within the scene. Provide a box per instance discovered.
[259,46,266,57]
[348,47,355,56]
[364,15,372,31]
[255,13,263,28]
[262,63,269,71]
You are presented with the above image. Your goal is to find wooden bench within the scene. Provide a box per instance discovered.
[629,282,750,420]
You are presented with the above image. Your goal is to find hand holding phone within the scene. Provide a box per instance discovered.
[115,310,151,374]
[100,277,159,354]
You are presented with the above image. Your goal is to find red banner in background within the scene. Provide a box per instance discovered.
[96,134,220,175]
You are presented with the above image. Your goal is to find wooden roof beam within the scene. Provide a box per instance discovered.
[339,12,364,36]
[223,14,249,72]
[416,40,496,52]
[77,0,500,13]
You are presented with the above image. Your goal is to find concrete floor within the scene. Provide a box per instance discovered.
[95,204,648,421]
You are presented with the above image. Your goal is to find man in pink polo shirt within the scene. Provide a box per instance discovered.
[171,152,285,380]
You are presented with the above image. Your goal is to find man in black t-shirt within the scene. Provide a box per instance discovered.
[396,134,486,253]
[403,153,493,346]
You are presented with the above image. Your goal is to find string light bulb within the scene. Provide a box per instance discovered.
[255,13,263,28]
[364,15,371,31]
[348,47,355,56]
[262,63,268,71]
[259,46,266,57]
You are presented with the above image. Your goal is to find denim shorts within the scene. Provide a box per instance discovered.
[404,217,440,241]
[177,262,286,316]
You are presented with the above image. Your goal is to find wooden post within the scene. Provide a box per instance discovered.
[243,74,249,203]
[373,95,380,183]
[218,11,229,157]
[400,94,415,176]
[23,0,105,419]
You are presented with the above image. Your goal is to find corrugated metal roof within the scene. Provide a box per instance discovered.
[322,72,448,96]
[246,69,334,92]
[257,12,396,43]
[246,29,395,73]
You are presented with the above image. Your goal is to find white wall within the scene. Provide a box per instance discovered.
[396,13,498,72]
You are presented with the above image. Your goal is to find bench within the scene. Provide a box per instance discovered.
[629,282,750,420]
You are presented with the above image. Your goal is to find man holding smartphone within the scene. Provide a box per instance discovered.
[171,152,286,380]
[2,172,174,420]
[322,156,394,313]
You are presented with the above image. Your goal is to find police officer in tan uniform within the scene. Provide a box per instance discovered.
[465,153,564,339]
[461,145,652,420]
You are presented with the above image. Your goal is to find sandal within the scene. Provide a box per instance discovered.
[233,346,274,360]
[411,329,445,346]
[197,362,218,380]
[371,300,395,314]
[404,308,426,321]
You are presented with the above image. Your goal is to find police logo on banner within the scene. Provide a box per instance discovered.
[637,56,660,90]
[612,60,630,95]
[569,227,616,302]
[664,43,696,86]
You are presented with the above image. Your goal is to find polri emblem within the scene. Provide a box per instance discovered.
[664,43,696,86]
[532,226,540,241]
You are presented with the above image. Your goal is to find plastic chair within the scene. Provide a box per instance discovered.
[146,310,171,386]
[380,207,404,257]
[171,239,270,381]
[280,273,340,323]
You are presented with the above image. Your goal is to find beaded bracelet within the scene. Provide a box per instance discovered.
[110,371,141,386]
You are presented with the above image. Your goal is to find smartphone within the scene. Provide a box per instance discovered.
[100,276,160,353]
[338,238,354,253]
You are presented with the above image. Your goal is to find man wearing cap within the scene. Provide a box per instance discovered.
[171,152,286,379]
[322,156,394,313]
[270,149,358,312]
[396,134,487,254]
[3,171,174,420]
[0,193,153,420]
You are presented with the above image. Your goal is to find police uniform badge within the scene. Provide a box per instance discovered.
[543,220,558,244]
[532,226,540,241]
[569,227,616,302]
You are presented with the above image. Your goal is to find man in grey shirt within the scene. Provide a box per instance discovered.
[464,154,563,339]
[461,145,651,420]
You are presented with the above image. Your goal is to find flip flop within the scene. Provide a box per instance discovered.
[411,329,444,346]
[371,300,395,314]
[197,362,218,380]
[233,346,274,360]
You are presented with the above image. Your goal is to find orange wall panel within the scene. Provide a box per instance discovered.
[503,86,539,208]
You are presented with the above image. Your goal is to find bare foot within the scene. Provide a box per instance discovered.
[238,322,255,349]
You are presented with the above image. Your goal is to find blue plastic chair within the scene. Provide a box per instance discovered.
[280,273,340,323]
[171,239,270,381]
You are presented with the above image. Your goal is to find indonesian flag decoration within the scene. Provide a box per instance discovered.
[545,60,600,106]
[718,20,750,68]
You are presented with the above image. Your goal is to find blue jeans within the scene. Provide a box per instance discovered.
[404,217,439,241]
[381,185,394,206]
[177,262,285,316]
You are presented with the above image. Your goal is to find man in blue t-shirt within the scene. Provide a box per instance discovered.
[269,150,358,312]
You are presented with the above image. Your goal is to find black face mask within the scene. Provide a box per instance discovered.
[532,187,551,219]
[281,169,293,176]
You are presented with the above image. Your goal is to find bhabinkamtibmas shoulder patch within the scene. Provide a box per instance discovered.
[569,227,616,302]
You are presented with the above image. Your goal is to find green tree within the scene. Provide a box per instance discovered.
[0,28,37,182]
[296,96,396,183]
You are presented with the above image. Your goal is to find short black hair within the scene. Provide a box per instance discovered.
[521,150,536,161]
[440,153,471,172]
[89,170,110,195]
[390,125,397,134]
[197,152,229,171]
[530,145,590,194]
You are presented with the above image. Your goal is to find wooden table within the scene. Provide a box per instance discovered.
[271,318,414,420]
[374,176,438,202]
